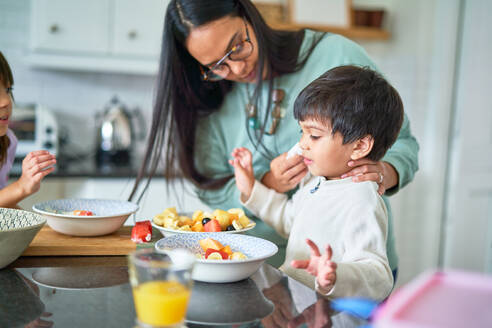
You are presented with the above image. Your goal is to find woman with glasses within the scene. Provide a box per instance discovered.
[130,0,419,271]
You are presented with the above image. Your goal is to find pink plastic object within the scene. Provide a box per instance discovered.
[373,270,492,328]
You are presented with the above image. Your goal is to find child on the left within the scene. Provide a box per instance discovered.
[0,51,56,208]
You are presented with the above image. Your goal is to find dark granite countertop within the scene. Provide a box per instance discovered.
[3,257,368,328]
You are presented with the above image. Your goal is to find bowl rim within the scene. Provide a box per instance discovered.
[151,220,256,234]
[0,208,47,232]
[32,198,139,219]
[155,233,278,264]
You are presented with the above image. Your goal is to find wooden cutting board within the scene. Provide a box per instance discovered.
[22,225,138,256]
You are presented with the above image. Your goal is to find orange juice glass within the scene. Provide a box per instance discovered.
[129,248,194,328]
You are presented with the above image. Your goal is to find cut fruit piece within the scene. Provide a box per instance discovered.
[178,225,191,231]
[228,208,245,218]
[238,215,251,227]
[205,248,229,260]
[178,216,193,227]
[231,252,247,260]
[204,219,221,232]
[192,210,204,222]
[206,252,224,260]
[199,237,224,252]
[220,245,233,256]
[232,219,243,230]
[191,221,204,232]
[213,209,231,230]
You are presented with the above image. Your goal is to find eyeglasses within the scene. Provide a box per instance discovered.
[201,21,254,82]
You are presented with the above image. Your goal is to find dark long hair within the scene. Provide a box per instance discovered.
[0,52,13,165]
[129,0,324,202]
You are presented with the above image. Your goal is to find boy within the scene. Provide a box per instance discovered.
[229,65,403,301]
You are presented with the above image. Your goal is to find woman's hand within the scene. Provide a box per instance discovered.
[18,150,56,197]
[341,160,398,195]
[262,153,308,193]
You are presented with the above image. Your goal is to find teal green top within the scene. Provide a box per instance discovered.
[194,31,419,270]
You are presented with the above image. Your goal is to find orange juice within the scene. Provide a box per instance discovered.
[133,280,191,326]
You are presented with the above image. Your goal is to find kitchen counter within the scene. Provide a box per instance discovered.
[9,154,159,178]
[3,256,368,328]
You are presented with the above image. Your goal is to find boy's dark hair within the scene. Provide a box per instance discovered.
[0,51,13,165]
[293,65,404,161]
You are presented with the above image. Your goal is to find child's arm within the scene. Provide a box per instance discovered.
[291,239,338,290]
[325,203,393,301]
[229,147,300,238]
[0,150,56,208]
[229,147,255,201]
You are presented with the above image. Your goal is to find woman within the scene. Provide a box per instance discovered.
[130,0,419,272]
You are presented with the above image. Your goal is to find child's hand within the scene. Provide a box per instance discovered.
[291,239,337,289]
[228,147,255,200]
[18,150,56,197]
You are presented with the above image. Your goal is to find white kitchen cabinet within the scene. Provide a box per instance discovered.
[15,177,209,226]
[28,0,170,74]
[31,0,110,54]
[113,0,168,57]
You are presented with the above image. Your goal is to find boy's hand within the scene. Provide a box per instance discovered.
[229,147,255,200]
[262,152,307,193]
[18,150,56,197]
[291,239,337,289]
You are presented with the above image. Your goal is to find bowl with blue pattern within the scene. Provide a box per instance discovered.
[32,198,139,237]
[155,233,278,283]
[0,208,46,268]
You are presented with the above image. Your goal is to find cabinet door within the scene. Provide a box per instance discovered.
[30,0,110,54]
[112,0,170,57]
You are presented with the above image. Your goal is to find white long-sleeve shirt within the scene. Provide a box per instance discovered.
[242,176,393,301]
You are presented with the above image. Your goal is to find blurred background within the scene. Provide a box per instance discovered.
[0,0,490,288]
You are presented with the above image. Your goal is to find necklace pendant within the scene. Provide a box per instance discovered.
[246,103,256,117]
[248,117,259,129]
[267,118,279,135]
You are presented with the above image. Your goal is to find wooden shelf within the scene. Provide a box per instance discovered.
[255,2,390,41]
[267,22,390,40]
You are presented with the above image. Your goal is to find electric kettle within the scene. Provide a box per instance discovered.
[95,96,145,167]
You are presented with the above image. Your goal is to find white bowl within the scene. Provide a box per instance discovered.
[0,208,46,268]
[151,220,256,238]
[155,233,278,283]
[32,198,138,237]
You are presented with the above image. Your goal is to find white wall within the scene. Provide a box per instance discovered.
[0,0,466,285]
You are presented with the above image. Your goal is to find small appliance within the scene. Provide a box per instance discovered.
[9,103,59,159]
[95,96,145,167]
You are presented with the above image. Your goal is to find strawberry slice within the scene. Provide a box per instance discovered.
[131,220,152,243]
[72,210,94,216]
[203,219,222,232]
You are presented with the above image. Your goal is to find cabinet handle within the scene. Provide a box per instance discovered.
[128,30,137,39]
[49,24,59,33]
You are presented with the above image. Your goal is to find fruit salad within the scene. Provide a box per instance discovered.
[71,210,94,216]
[153,207,255,232]
[198,237,247,260]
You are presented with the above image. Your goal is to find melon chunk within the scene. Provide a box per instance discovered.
[199,238,224,252]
